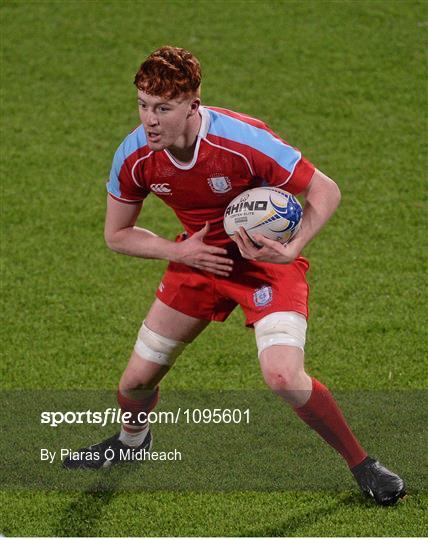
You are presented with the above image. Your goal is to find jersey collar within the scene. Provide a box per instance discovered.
[198,105,210,139]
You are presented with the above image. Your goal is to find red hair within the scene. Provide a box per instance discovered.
[134,46,201,99]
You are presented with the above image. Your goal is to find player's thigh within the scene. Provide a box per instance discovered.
[120,299,209,392]
[145,298,209,342]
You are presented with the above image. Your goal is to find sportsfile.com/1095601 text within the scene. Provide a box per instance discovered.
[40,408,251,427]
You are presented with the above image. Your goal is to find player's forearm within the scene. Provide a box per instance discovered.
[291,169,341,253]
[105,226,178,261]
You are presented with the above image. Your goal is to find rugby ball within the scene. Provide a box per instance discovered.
[223,187,302,244]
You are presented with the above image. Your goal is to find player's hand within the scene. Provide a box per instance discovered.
[233,227,299,264]
[173,222,234,276]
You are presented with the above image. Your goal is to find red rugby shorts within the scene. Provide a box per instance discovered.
[156,256,310,326]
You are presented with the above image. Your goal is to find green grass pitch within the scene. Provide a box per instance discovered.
[1,0,427,536]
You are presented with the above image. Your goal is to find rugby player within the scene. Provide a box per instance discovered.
[63,46,405,506]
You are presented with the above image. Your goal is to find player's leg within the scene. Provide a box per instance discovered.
[63,299,209,469]
[116,299,209,447]
[255,311,405,505]
[119,297,209,396]
[256,312,367,466]
[256,318,367,467]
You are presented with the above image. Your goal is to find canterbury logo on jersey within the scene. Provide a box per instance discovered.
[150,183,172,194]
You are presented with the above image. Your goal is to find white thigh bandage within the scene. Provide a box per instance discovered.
[254,311,307,356]
[134,322,187,366]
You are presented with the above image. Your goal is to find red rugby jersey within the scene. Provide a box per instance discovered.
[107,106,315,246]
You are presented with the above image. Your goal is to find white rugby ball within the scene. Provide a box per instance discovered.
[223,187,303,244]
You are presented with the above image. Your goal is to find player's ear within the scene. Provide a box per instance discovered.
[188,97,200,117]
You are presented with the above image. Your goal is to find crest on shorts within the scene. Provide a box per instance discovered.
[253,285,272,307]
[208,175,232,194]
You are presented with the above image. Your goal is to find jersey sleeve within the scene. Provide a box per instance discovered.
[106,138,150,204]
[206,108,315,195]
[250,121,315,195]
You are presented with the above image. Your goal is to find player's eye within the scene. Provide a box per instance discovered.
[159,106,170,112]
[138,102,147,109]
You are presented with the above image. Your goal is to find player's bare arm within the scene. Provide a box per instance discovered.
[105,196,233,276]
[234,168,341,263]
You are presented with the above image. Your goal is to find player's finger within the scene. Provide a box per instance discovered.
[211,269,231,276]
[234,242,253,259]
[208,265,233,274]
[230,233,240,245]
[236,228,250,244]
[234,239,252,258]
[234,233,258,259]
[233,233,247,253]
[238,227,256,248]
[203,255,234,268]
[253,234,279,249]
[193,221,210,238]
[197,262,231,276]
[238,228,259,253]
[204,254,234,266]
[207,246,232,257]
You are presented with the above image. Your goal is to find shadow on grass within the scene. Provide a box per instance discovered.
[241,491,411,537]
[53,465,133,537]
[55,487,116,536]
[239,498,341,537]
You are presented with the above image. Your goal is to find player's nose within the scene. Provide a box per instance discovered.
[146,111,159,126]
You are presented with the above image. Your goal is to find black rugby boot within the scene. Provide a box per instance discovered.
[352,456,406,506]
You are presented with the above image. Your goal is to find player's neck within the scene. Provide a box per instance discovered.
[167,111,202,164]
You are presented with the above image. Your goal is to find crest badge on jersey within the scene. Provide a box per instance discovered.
[253,285,273,307]
[208,175,232,194]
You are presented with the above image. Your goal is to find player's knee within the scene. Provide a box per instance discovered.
[255,311,308,393]
[262,368,290,392]
[260,358,305,392]
[254,311,307,357]
[134,321,188,366]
